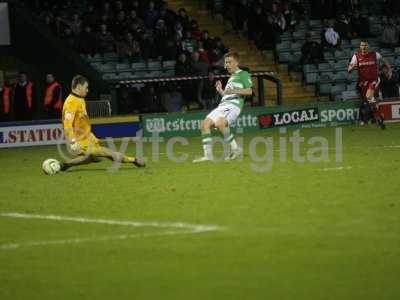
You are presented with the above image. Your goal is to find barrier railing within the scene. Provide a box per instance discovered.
[109,71,282,111]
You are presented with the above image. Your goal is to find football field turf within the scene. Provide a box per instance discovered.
[1,125,399,299]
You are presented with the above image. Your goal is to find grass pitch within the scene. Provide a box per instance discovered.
[0,125,399,300]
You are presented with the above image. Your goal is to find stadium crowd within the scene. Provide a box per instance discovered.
[2,0,400,121]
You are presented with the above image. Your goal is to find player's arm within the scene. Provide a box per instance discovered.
[223,87,253,96]
[225,72,253,95]
[63,105,77,142]
[348,54,357,73]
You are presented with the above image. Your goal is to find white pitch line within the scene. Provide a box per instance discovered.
[0,212,225,250]
[320,166,353,171]
[0,230,195,250]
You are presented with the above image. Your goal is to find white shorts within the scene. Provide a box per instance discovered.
[206,103,241,126]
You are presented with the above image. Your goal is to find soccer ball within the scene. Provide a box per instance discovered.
[42,158,61,175]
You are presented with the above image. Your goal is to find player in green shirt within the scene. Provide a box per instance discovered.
[193,51,253,162]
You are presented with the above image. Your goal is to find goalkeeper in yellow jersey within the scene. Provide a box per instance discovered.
[60,75,145,171]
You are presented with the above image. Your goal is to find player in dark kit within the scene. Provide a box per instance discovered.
[348,40,391,129]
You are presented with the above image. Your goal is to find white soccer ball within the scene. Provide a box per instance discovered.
[42,158,61,175]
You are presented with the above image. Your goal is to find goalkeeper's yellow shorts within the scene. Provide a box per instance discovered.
[79,133,101,155]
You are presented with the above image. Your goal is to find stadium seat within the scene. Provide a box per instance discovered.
[131,62,147,71]
[334,50,348,60]
[348,71,358,82]
[318,63,333,71]
[102,72,118,80]
[303,64,318,73]
[394,57,400,67]
[319,82,332,95]
[144,71,162,78]
[280,32,292,42]
[305,72,319,84]
[118,72,133,79]
[293,31,306,41]
[319,71,334,82]
[163,69,175,77]
[380,48,394,56]
[346,83,357,91]
[350,39,362,47]
[330,83,346,96]
[147,61,162,71]
[278,51,292,63]
[333,61,347,71]
[162,60,176,70]
[99,62,116,72]
[340,90,359,101]
[334,71,348,82]
[116,63,131,71]
[291,42,302,52]
[103,52,118,61]
[276,41,291,52]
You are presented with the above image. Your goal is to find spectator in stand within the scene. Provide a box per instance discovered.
[201,30,214,51]
[118,85,135,114]
[162,39,178,61]
[82,5,98,28]
[350,10,370,38]
[335,14,355,40]
[116,32,142,62]
[61,27,76,49]
[101,2,113,19]
[190,20,202,41]
[13,72,35,121]
[43,73,63,119]
[154,19,170,58]
[0,79,12,122]
[158,3,175,29]
[77,25,97,57]
[127,10,142,27]
[130,0,144,19]
[209,37,227,66]
[230,0,249,34]
[191,51,209,108]
[381,18,399,48]
[182,31,198,54]
[248,6,270,49]
[174,22,184,41]
[197,41,210,64]
[300,33,324,64]
[380,65,400,99]
[269,10,286,34]
[175,53,194,109]
[112,10,128,38]
[96,24,115,55]
[144,1,159,28]
[69,13,82,36]
[176,8,190,31]
[98,14,112,30]
[201,70,218,109]
[324,20,341,49]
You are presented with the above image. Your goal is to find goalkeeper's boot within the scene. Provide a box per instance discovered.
[133,157,146,167]
[60,162,71,172]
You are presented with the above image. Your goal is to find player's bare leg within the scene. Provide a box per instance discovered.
[366,88,385,130]
[193,118,214,162]
[90,146,145,167]
[60,155,99,171]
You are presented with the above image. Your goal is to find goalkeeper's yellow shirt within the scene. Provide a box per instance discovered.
[62,93,98,148]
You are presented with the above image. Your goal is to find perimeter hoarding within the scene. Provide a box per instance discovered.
[142,101,361,137]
